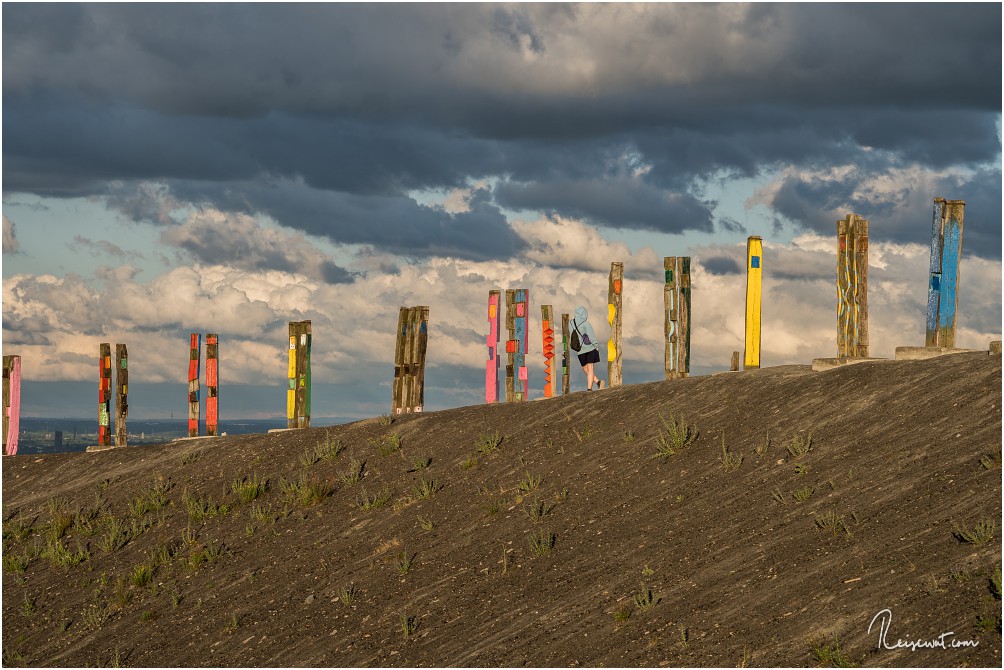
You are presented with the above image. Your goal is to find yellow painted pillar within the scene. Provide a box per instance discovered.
[744,236,763,369]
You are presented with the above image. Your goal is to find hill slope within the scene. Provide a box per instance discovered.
[2,352,1001,667]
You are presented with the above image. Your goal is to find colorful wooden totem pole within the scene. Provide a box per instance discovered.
[837,214,869,358]
[664,256,691,379]
[541,304,557,398]
[115,344,128,447]
[561,313,571,395]
[744,236,763,369]
[288,321,312,428]
[99,343,112,446]
[393,307,429,414]
[206,333,219,436]
[607,262,624,387]
[3,355,21,455]
[486,290,501,403]
[926,199,965,348]
[505,289,529,402]
[188,334,201,437]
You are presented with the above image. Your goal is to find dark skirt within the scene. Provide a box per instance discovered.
[577,349,600,366]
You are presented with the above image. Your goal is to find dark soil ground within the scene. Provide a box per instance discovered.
[2,352,1001,668]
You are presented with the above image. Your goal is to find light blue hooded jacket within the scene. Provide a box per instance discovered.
[572,306,599,355]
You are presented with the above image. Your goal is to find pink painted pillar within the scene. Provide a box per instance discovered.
[486,290,500,403]
[3,355,21,455]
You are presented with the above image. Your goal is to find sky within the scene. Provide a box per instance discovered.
[2,2,1002,421]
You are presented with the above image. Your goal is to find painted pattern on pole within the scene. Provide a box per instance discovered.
[505,289,529,402]
[744,236,763,370]
[664,256,691,379]
[99,343,112,446]
[925,199,965,348]
[288,321,312,428]
[836,215,869,358]
[561,313,570,396]
[116,344,128,447]
[608,262,624,387]
[188,334,201,437]
[486,290,501,403]
[393,307,429,413]
[541,304,557,398]
[3,355,21,455]
[206,334,219,436]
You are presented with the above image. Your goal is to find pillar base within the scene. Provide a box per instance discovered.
[811,357,888,372]
[990,340,1002,355]
[894,346,980,361]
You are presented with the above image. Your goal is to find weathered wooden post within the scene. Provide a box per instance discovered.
[664,257,691,379]
[287,321,312,427]
[3,355,21,455]
[486,291,501,403]
[505,289,529,402]
[608,262,624,387]
[99,343,112,446]
[926,199,965,348]
[744,236,763,369]
[188,334,201,437]
[206,333,219,436]
[115,344,128,447]
[730,351,740,372]
[561,313,571,396]
[541,305,557,398]
[836,215,869,358]
[392,307,429,414]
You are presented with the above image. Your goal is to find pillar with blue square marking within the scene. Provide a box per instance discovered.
[925,199,965,348]
[744,236,763,369]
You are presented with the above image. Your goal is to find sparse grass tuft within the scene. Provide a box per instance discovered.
[786,433,813,458]
[633,584,659,611]
[376,433,401,456]
[45,498,75,541]
[991,565,1002,600]
[654,413,696,459]
[516,471,542,493]
[475,430,503,454]
[400,613,419,638]
[461,456,478,469]
[524,497,552,522]
[316,433,345,461]
[230,474,268,504]
[81,604,111,631]
[339,458,365,486]
[979,444,1001,470]
[394,550,416,575]
[357,488,392,511]
[21,594,37,618]
[42,538,89,569]
[528,529,556,556]
[815,511,852,537]
[280,473,334,507]
[719,434,743,471]
[131,563,154,587]
[755,430,771,456]
[128,478,172,518]
[183,490,229,522]
[771,489,786,504]
[613,603,633,621]
[812,634,857,667]
[622,430,636,443]
[793,463,810,476]
[338,583,356,606]
[953,519,995,545]
[407,456,432,472]
[413,478,441,499]
[417,516,434,531]
[793,486,814,503]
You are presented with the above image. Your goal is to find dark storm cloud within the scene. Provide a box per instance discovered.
[701,257,742,276]
[765,163,1003,259]
[2,3,1000,259]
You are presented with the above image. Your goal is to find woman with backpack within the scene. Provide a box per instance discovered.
[572,305,605,391]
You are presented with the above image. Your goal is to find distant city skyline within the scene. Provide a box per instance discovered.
[3,3,1001,419]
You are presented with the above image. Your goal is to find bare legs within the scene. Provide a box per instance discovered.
[583,362,599,389]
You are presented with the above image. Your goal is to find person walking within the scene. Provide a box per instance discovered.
[572,305,605,390]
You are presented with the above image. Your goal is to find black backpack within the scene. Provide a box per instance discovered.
[570,321,582,352]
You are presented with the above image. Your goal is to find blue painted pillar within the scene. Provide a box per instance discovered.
[925,199,965,348]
